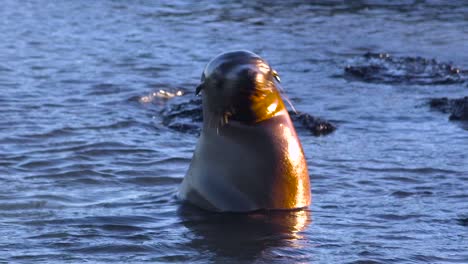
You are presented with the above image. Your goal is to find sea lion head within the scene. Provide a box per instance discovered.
[196,50,286,126]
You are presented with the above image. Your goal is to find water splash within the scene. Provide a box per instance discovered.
[139,89,184,104]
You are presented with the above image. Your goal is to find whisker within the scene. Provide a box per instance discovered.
[276,82,285,93]
[283,95,298,114]
[216,112,223,135]
[277,82,298,114]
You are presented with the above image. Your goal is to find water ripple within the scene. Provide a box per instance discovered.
[0,0,467,263]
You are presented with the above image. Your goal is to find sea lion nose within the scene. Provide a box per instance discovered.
[236,67,265,89]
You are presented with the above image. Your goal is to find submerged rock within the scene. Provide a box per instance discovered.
[430,97,468,121]
[160,96,203,134]
[159,94,336,136]
[290,111,336,136]
[345,52,466,85]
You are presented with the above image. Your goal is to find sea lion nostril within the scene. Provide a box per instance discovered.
[237,67,262,84]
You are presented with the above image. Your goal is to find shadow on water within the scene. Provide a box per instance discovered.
[177,203,311,261]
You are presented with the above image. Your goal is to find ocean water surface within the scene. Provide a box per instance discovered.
[0,1,467,263]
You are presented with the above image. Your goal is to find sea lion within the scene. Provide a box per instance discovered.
[178,50,311,212]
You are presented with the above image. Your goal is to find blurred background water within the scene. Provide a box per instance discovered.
[0,0,467,263]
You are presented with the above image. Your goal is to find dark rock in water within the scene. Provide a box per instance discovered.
[429,98,451,113]
[290,111,336,136]
[430,96,468,121]
[160,96,203,134]
[345,52,466,85]
[159,94,335,136]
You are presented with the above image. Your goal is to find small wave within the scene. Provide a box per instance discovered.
[380,176,422,184]
[0,64,13,72]
[133,65,169,73]
[85,83,122,96]
[26,169,115,181]
[63,97,88,104]
[409,254,459,263]
[123,176,181,186]
[113,156,190,168]
[60,79,94,85]
[18,127,77,139]
[66,244,155,254]
[28,194,97,205]
[76,147,156,157]
[349,260,382,264]
[391,190,433,198]
[360,166,458,175]
[67,177,116,186]
[28,232,70,239]
[11,253,76,262]
[373,213,427,221]
[16,121,154,144]
[154,157,191,164]
[86,120,154,130]
[18,158,70,170]
[376,234,416,241]
[37,141,151,155]
[447,194,468,199]
[344,52,467,85]
[0,194,99,210]
[0,201,48,211]
[96,224,144,232]
[22,215,157,228]
[391,191,414,198]
[85,215,159,226]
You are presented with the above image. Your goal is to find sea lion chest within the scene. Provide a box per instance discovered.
[181,112,310,211]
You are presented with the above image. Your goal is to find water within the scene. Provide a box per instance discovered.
[1,1,467,263]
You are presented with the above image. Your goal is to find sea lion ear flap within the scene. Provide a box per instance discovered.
[196,73,206,96]
[195,82,204,96]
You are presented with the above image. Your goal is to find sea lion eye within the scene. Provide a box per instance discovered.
[272,70,281,83]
